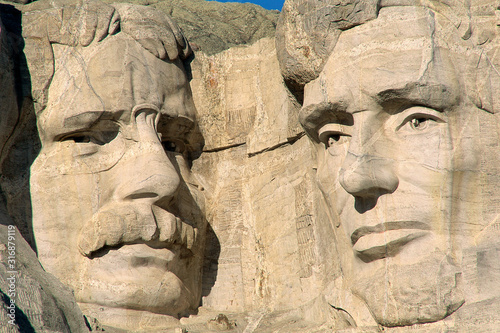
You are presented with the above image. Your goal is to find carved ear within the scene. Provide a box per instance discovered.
[474,50,500,114]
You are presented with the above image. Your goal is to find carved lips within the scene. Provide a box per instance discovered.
[351,221,431,262]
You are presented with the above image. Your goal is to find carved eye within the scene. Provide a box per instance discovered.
[397,106,445,133]
[318,124,351,150]
[59,133,106,156]
[162,140,185,153]
[327,134,341,146]
[321,132,350,148]
[61,133,101,144]
[409,117,431,130]
[60,131,118,145]
[68,134,92,143]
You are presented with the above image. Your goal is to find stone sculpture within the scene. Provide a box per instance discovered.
[2,0,498,331]
[278,0,500,329]
[1,7,91,332]
[23,1,206,330]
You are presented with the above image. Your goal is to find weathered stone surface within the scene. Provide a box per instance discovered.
[2,0,500,331]
[9,0,279,55]
[276,0,498,100]
[102,0,279,55]
[23,1,206,331]
[190,37,302,153]
[278,0,500,331]
[189,38,320,315]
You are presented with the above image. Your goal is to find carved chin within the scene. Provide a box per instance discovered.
[351,251,465,327]
[75,269,194,317]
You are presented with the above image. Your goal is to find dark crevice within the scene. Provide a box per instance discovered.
[329,303,357,327]
[248,132,305,157]
[1,291,36,332]
[203,142,246,153]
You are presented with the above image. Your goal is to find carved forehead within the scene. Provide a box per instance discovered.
[325,8,438,94]
[277,0,472,95]
[300,7,468,138]
[40,34,195,130]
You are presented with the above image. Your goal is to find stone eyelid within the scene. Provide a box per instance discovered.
[318,123,352,145]
[394,106,446,132]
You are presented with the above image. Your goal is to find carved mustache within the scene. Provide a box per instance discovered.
[78,202,198,257]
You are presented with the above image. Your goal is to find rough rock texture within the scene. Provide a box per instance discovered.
[4,0,279,55]
[276,0,500,331]
[10,0,279,55]
[190,38,314,314]
[0,224,90,332]
[139,0,279,55]
[2,0,500,332]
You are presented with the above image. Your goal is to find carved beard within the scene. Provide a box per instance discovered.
[350,249,465,327]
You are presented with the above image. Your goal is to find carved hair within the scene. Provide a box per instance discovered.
[276,0,488,100]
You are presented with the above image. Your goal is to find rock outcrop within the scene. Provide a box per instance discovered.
[136,0,279,55]
[1,0,500,332]
[0,224,90,332]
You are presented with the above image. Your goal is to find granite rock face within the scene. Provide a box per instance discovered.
[276,0,500,331]
[137,0,279,55]
[0,8,90,332]
[1,0,500,332]
[189,37,314,314]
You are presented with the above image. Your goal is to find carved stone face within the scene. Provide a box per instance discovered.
[30,34,206,322]
[300,7,478,326]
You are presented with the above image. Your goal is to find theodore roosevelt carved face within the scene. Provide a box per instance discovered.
[300,5,500,326]
[28,4,206,329]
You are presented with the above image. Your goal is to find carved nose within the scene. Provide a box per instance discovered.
[339,152,398,198]
[114,110,180,204]
[118,154,180,203]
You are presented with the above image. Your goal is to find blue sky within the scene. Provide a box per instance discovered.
[209,0,285,11]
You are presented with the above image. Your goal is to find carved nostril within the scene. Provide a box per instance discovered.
[116,168,180,203]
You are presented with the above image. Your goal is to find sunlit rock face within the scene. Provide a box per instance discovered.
[279,0,500,330]
[5,0,500,331]
[1,10,90,333]
[24,2,206,330]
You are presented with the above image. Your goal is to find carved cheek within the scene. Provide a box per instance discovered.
[315,145,343,196]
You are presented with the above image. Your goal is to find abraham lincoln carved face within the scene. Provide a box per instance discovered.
[28,3,206,329]
[295,4,500,327]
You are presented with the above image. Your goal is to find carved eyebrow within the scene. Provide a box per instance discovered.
[299,102,353,142]
[63,111,124,130]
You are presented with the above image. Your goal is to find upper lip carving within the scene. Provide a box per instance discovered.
[351,221,431,245]
[77,202,198,258]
